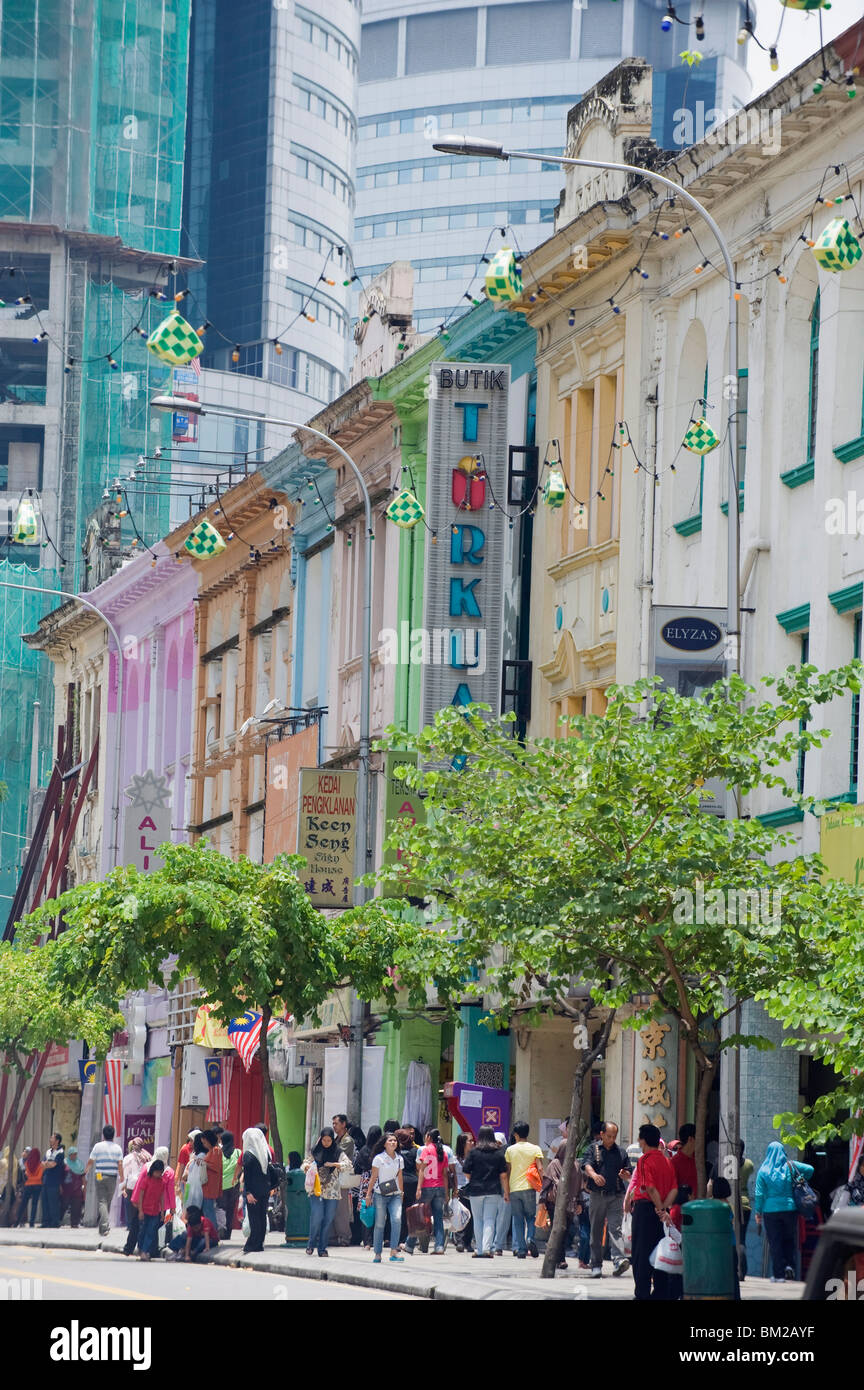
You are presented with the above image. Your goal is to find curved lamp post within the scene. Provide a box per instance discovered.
[151,395,372,1122]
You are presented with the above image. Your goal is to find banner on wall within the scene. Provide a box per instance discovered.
[819,802,864,887]
[263,722,320,860]
[123,1112,156,1153]
[382,750,425,897]
[297,767,357,909]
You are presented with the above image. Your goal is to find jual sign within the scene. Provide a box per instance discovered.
[421,362,510,729]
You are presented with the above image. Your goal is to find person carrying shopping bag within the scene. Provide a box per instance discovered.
[754,1140,814,1282]
[369,1132,406,1264]
[304,1127,349,1256]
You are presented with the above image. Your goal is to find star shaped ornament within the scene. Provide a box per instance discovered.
[124,770,172,815]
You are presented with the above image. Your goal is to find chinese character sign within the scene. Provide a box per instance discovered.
[633,1015,677,1133]
[297,768,357,909]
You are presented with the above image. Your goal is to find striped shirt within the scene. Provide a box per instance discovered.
[89,1140,123,1178]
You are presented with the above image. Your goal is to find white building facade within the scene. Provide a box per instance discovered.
[355,0,753,334]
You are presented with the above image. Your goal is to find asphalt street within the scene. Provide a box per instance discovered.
[0,1244,412,1301]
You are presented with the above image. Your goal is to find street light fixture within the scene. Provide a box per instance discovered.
[434,140,744,1255]
[151,394,372,1123]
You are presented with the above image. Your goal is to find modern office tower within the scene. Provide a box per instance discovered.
[179,0,360,490]
[0,0,191,918]
[355,0,753,332]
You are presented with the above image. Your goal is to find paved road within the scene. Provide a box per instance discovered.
[0,1245,411,1301]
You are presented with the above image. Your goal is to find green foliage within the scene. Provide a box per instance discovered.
[359,667,864,1147]
[0,939,123,1070]
[18,840,421,1032]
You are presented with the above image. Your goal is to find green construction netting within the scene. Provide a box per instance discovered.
[0,559,60,918]
[74,277,175,588]
[0,0,190,254]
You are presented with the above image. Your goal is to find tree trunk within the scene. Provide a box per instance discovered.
[541,1009,616,1279]
[693,1056,715,1198]
[258,1003,283,1164]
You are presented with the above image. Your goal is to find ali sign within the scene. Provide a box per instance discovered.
[422,363,510,727]
[122,770,172,872]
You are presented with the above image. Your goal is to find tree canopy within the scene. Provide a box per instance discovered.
[357,664,864,1229]
[18,840,429,1159]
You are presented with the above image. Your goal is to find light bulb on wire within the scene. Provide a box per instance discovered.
[694,14,705,41]
[661,4,677,31]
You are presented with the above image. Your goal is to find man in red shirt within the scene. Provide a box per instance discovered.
[671,1124,698,1196]
[624,1124,677,1300]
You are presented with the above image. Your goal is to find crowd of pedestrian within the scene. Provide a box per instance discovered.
[4,1110,860,1293]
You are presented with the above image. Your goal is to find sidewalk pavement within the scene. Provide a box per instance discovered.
[0,1226,801,1301]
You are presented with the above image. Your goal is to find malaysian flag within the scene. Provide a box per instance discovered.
[205,1055,234,1124]
[227,1010,280,1073]
[103,1059,124,1134]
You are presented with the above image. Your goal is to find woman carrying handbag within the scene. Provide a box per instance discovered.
[753,1141,815,1282]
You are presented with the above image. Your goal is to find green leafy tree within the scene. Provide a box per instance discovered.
[19,841,420,1162]
[358,663,864,1276]
[0,941,123,1224]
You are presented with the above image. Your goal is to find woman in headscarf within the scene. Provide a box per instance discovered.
[538,1139,584,1270]
[121,1137,151,1256]
[60,1147,86,1228]
[242,1125,271,1254]
[217,1131,241,1240]
[151,1146,175,1234]
[17,1146,43,1227]
[754,1140,814,1281]
[304,1126,348,1257]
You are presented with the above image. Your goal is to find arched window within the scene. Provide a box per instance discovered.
[807,289,820,468]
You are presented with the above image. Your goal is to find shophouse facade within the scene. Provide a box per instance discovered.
[513,22,864,1244]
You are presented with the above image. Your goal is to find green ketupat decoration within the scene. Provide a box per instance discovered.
[485,248,523,304]
[543,468,567,508]
[682,418,720,454]
[781,0,831,9]
[811,218,863,273]
[146,310,205,366]
[385,488,425,529]
[184,518,226,557]
[11,497,38,543]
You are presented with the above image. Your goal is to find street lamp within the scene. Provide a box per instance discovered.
[434,138,744,1256]
[432,139,740,677]
[150,394,372,1122]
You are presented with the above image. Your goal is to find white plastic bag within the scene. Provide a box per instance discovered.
[649,1226,683,1274]
[242,1208,251,1239]
[185,1153,204,1209]
[830,1184,850,1214]
[443,1197,471,1234]
[621,1211,633,1256]
[172,1213,185,1241]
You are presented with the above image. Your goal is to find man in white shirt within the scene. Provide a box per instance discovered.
[85,1124,124,1236]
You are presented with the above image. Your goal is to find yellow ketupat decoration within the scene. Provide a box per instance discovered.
[811,218,863,273]
[682,418,720,454]
[146,309,205,366]
[184,518,226,557]
[11,497,38,542]
[543,468,567,508]
[385,488,425,529]
[485,248,523,304]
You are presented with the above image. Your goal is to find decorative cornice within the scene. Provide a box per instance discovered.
[776,602,810,634]
[780,461,815,489]
[828,582,863,615]
[834,436,864,465]
[674,513,703,537]
[547,537,619,582]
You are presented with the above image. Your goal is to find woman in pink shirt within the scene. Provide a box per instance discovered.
[416,1128,451,1254]
[133,1158,167,1261]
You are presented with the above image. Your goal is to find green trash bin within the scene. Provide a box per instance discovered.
[681,1199,735,1300]
[282,1169,310,1247]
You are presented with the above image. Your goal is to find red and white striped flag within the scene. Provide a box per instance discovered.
[227,1010,280,1073]
[103,1059,124,1134]
[205,1055,234,1124]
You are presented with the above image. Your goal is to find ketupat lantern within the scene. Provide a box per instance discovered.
[146,309,205,366]
[543,467,567,508]
[682,418,720,454]
[11,497,38,543]
[184,518,226,557]
[385,488,425,529]
[781,0,831,9]
[811,218,863,273]
[485,248,523,304]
